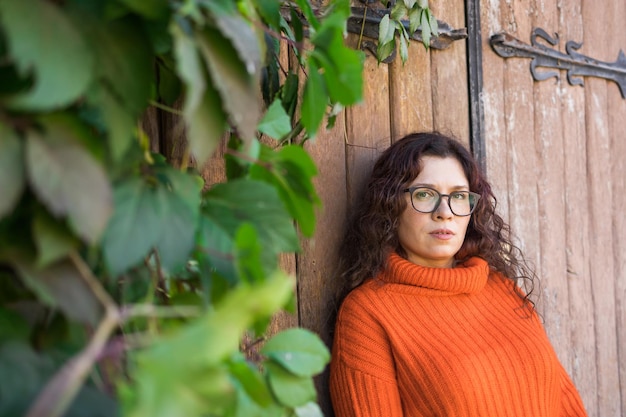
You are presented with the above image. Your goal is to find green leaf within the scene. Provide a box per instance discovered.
[0,0,94,110]
[207,8,262,81]
[203,179,300,256]
[102,178,163,275]
[25,118,113,244]
[156,57,182,105]
[103,169,202,275]
[420,9,431,48]
[173,24,206,121]
[261,328,329,377]
[228,354,273,407]
[0,341,118,417]
[0,342,55,416]
[165,168,204,213]
[128,272,293,417]
[197,27,261,142]
[0,124,25,219]
[378,14,395,45]
[390,2,408,20]
[88,85,137,162]
[33,210,80,268]
[409,6,421,34]
[265,362,316,407]
[280,73,300,121]
[13,258,103,326]
[188,79,227,165]
[429,10,439,36]
[250,145,319,237]
[294,402,324,417]
[118,0,169,20]
[399,32,409,63]
[255,0,281,29]
[312,28,364,105]
[293,0,320,31]
[234,223,264,284]
[403,0,418,8]
[153,170,203,272]
[88,16,154,115]
[197,216,237,285]
[0,308,30,343]
[377,37,396,62]
[301,61,326,138]
[257,99,292,140]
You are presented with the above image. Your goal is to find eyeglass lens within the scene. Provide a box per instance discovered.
[409,187,479,216]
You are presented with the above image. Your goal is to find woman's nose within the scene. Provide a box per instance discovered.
[433,196,454,219]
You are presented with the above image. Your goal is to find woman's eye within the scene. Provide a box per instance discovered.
[451,192,468,200]
[414,190,435,200]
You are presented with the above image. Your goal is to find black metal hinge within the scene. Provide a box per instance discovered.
[490,27,626,98]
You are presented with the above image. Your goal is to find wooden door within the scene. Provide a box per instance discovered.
[480,1,626,416]
[297,1,626,416]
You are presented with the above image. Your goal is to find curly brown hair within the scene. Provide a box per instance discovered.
[337,132,536,304]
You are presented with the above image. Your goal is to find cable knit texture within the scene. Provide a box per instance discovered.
[330,253,587,417]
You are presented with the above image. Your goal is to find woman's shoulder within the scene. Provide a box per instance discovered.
[337,279,388,317]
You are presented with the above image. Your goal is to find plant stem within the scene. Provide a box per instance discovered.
[25,253,121,417]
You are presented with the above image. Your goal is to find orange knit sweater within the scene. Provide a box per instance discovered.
[330,253,587,417]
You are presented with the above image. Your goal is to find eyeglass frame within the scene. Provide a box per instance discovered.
[402,186,481,217]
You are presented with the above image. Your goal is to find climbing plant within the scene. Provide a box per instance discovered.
[0,0,434,416]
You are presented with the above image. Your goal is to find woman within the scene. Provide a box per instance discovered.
[329,132,587,417]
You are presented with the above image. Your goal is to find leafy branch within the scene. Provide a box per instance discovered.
[377,0,439,63]
[0,0,365,416]
[0,1,440,416]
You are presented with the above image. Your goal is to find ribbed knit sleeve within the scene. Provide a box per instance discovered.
[330,287,404,417]
[559,363,588,416]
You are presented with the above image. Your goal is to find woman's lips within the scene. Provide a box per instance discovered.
[429,229,455,240]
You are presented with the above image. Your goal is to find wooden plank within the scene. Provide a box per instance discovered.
[320,33,391,412]
[388,40,434,140]
[531,0,572,369]
[430,0,469,143]
[298,117,347,416]
[583,0,620,414]
[501,0,541,292]
[558,1,597,414]
[480,0,510,224]
[344,35,392,210]
[607,1,626,415]
[141,106,161,153]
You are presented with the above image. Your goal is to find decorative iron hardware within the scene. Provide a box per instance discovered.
[347,6,468,56]
[490,28,626,98]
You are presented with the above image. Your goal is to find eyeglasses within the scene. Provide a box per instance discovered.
[403,186,481,216]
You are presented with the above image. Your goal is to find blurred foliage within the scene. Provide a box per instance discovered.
[0,0,363,416]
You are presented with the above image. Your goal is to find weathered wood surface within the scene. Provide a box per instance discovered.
[609,3,626,417]
[558,0,597,412]
[344,35,392,209]
[389,41,433,140]
[582,3,621,416]
[481,0,626,416]
[532,0,571,369]
[430,0,469,142]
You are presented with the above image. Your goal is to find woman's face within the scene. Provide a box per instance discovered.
[397,156,472,268]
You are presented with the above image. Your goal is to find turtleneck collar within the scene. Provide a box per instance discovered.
[379,252,490,295]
